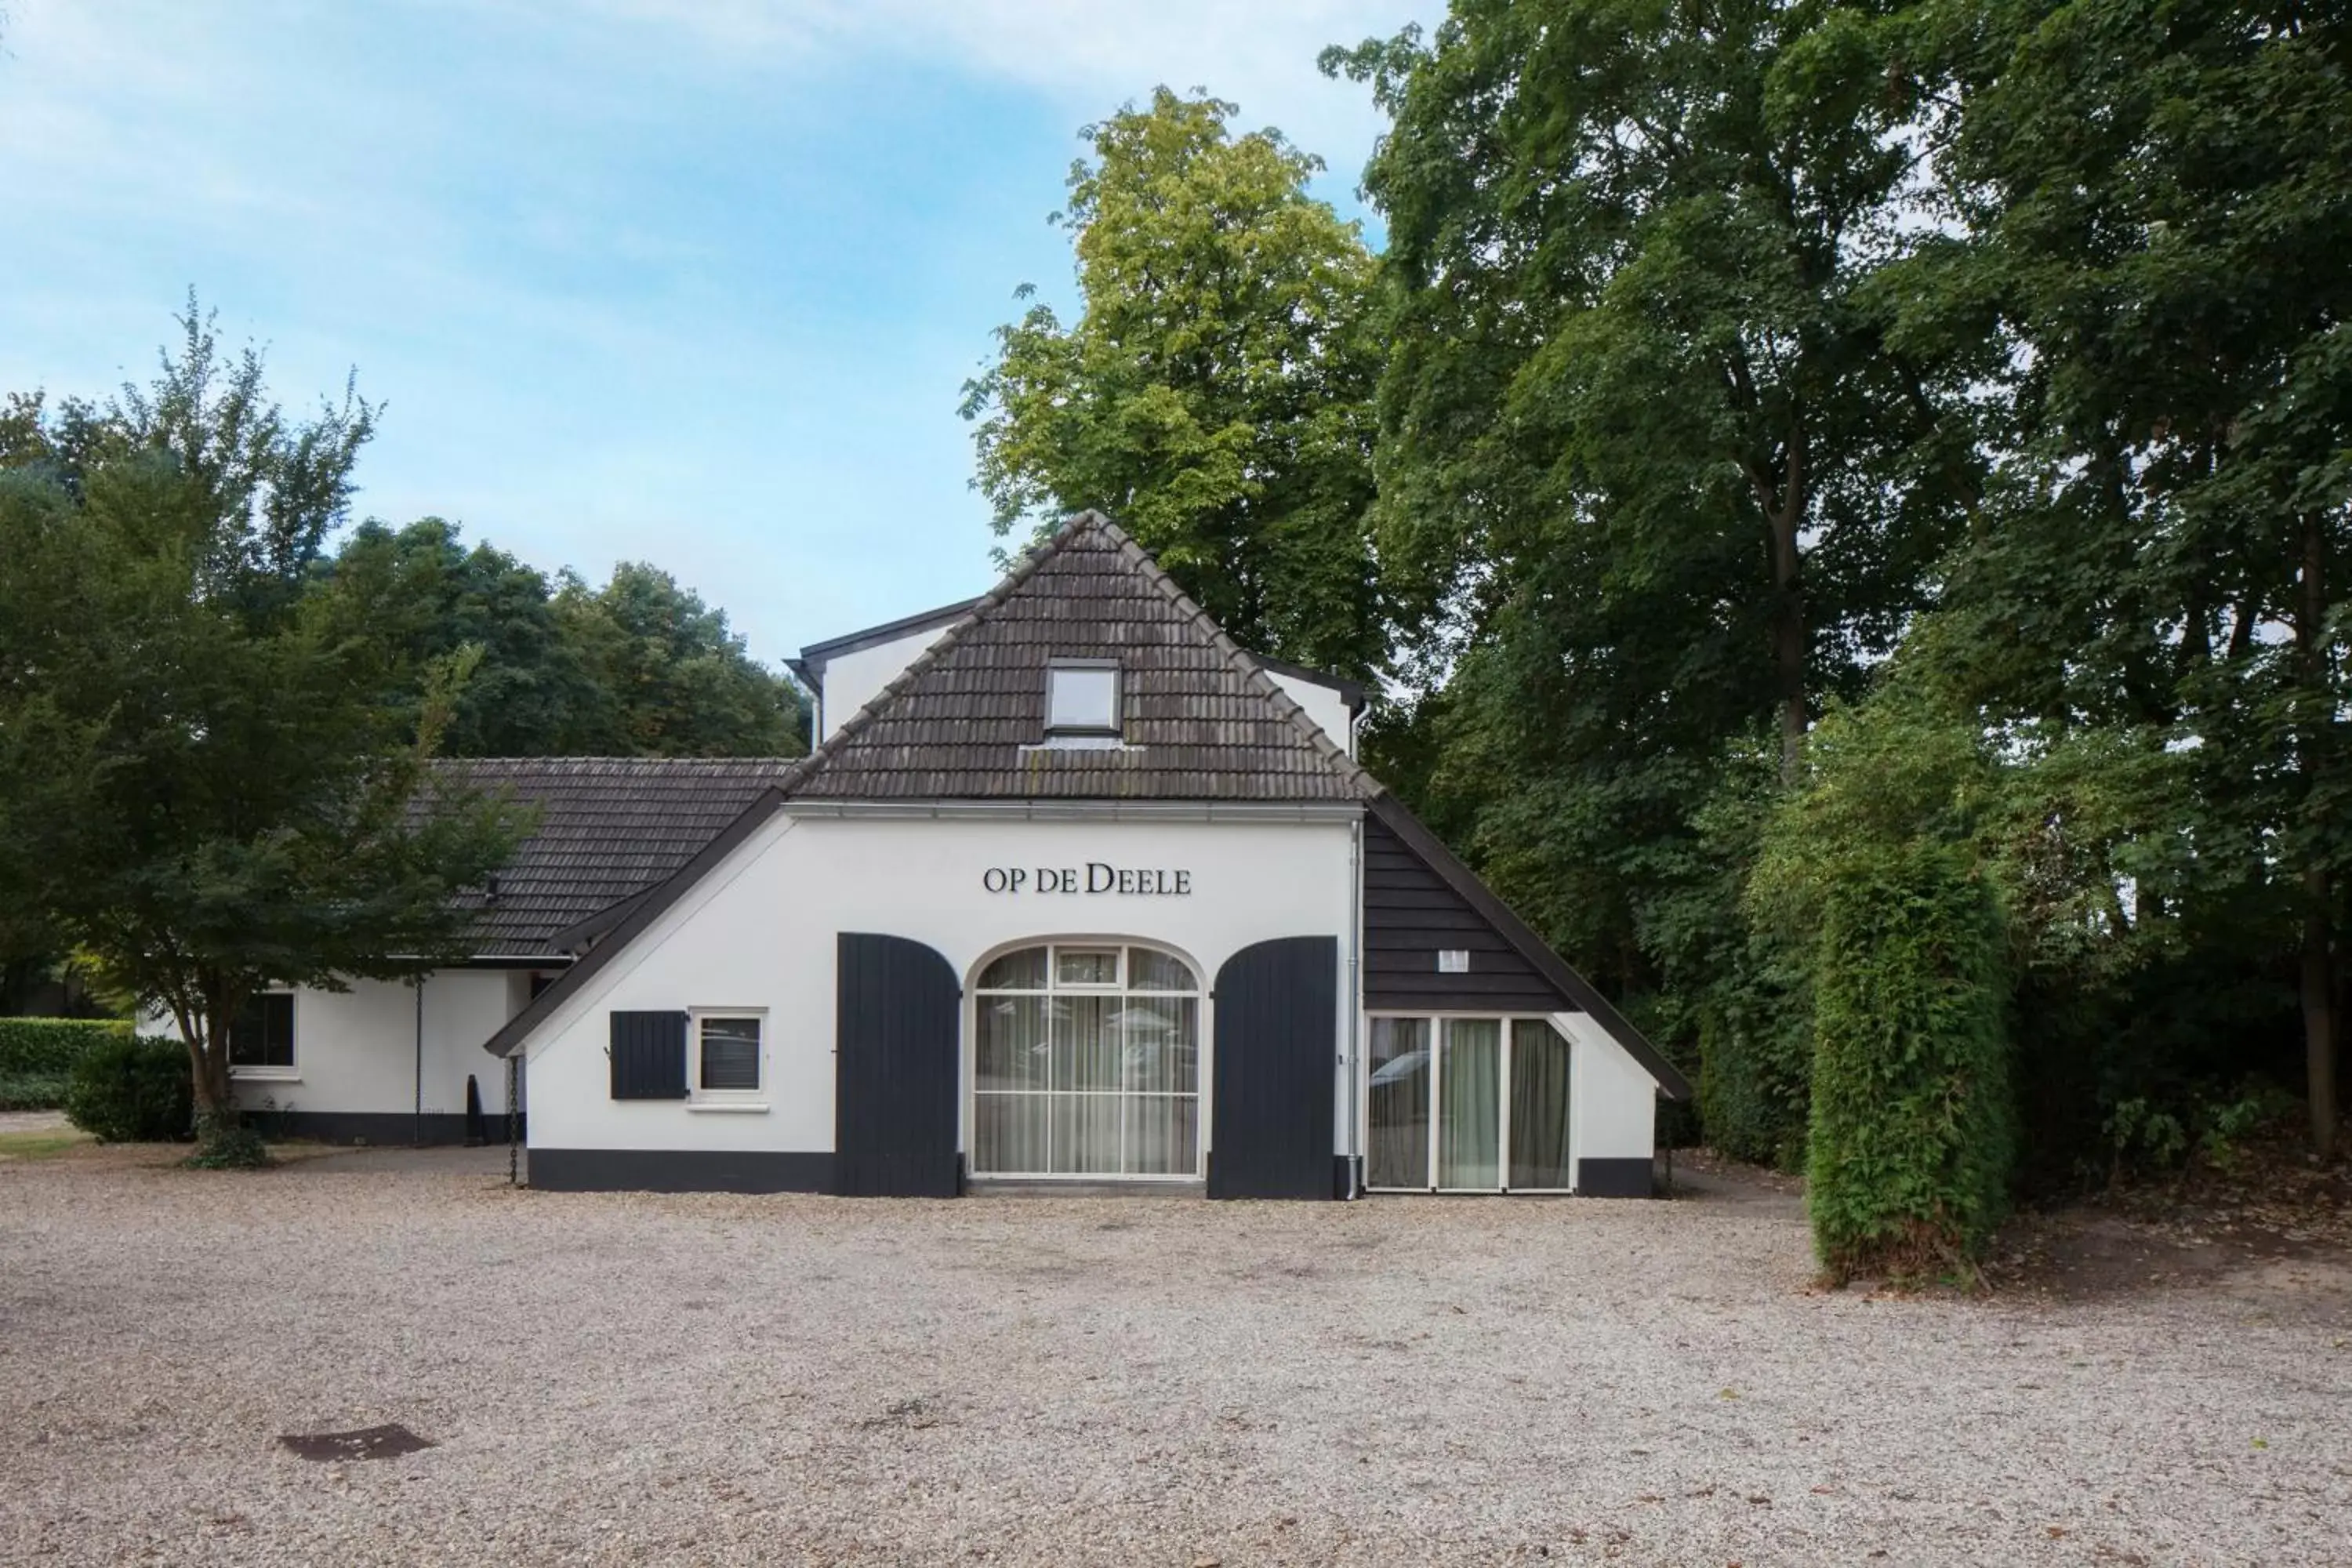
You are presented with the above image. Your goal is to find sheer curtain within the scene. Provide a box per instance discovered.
[1366,1017,1432,1188]
[973,945,1200,1177]
[975,994,1049,1172]
[1508,1019,1573,1189]
[1439,1018,1501,1189]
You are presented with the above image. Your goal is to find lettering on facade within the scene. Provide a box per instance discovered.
[982,863,1192,896]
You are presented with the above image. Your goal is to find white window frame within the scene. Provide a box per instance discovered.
[1360,1011,1576,1194]
[968,940,1203,1182]
[226,989,299,1082]
[688,1007,768,1109]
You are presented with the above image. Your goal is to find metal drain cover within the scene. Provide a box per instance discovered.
[277,1423,435,1462]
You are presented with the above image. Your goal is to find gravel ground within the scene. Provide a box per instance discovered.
[3,1147,2348,1567]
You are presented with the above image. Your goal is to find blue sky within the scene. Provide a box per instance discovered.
[0,0,1438,664]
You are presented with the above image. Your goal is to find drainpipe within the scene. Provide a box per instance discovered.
[412,975,425,1148]
[1345,703,1368,1200]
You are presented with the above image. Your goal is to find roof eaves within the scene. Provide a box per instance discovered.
[1247,653,1369,714]
[1089,515,1380,800]
[477,787,792,1058]
[795,595,984,669]
[779,521,1081,800]
[546,887,655,954]
[1364,793,1693,1100]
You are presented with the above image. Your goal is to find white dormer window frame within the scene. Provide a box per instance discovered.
[1044,659,1122,739]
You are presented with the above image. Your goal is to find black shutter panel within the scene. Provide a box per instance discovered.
[834,933,962,1197]
[610,1011,688,1099]
[1208,935,1339,1200]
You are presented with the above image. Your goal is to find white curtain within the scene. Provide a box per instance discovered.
[1439,1018,1502,1189]
[973,945,1199,1177]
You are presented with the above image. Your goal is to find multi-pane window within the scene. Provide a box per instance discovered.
[1366,1014,1573,1191]
[227,993,296,1072]
[973,942,1199,1178]
[695,1014,763,1094]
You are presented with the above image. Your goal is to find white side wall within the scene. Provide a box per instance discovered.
[520,811,1357,1157]
[1267,672,1354,755]
[212,972,527,1119]
[1558,1011,1659,1166]
[816,622,957,741]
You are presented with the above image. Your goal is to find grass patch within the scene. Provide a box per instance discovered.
[0,1126,96,1161]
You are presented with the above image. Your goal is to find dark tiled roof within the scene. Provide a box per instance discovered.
[786,513,1377,802]
[437,757,799,956]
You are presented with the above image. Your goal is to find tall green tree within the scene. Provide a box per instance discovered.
[1321,0,1983,1143]
[324,517,602,757]
[319,521,808,759]
[1329,0,1979,785]
[552,562,808,757]
[0,309,530,1139]
[963,88,1388,680]
[1909,0,2352,1159]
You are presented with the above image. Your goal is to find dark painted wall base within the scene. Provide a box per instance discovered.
[248,1110,521,1147]
[528,1148,834,1194]
[1576,1156,1657,1198]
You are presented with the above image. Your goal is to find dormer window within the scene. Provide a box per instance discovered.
[1045,659,1121,739]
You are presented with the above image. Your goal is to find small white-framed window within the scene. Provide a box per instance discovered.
[1045,660,1120,736]
[691,1011,764,1098]
[227,991,296,1078]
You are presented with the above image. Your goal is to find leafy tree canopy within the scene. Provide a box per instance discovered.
[0,306,530,1132]
[964,87,1388,681]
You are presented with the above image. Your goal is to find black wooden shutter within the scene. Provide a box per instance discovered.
[1208,935,1339,1200]
[834,933,962,1197]
[609,1011,688,1099]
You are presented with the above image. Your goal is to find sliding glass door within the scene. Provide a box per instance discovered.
[1364,1014,1573,1192]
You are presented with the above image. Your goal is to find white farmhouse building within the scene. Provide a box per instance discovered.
[229,514,1690,1196]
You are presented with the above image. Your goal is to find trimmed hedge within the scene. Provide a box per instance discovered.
[0,1018,132,1110]
[1805,840,2014,1283]
[63,1033,194,1142]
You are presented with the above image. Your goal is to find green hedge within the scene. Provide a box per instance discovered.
[64,1034,194,1142]
[1805,840,2014,1283]
[0,1018,132,1110]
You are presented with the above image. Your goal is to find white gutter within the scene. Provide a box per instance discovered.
[781,799,1361,824]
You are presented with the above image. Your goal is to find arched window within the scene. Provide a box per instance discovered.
[972,942,1200,1178]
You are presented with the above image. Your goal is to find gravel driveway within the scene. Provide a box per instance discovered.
[3,1147,2347,1566]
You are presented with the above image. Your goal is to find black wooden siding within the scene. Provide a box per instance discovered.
[1207,935,1340,1200]
[1361,815,1570,1013]
[833,932,964,1197]
[609,1011,688,1099]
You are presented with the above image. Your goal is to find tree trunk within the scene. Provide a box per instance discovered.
[2304,869,2338,1165]
[1772,506,1806,788]
[183,994,236,1129]
[2298,514,2339,1163]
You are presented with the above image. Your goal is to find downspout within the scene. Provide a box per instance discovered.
[1346,704,1368,1200]
[412,975,425,1148]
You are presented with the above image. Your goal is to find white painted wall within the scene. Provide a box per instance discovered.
[218,971,530,1120]
[1266,671,1354,755]
[518,811,1357,1160]
[816,622,958,740]
[1559,1010,1660,1167]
